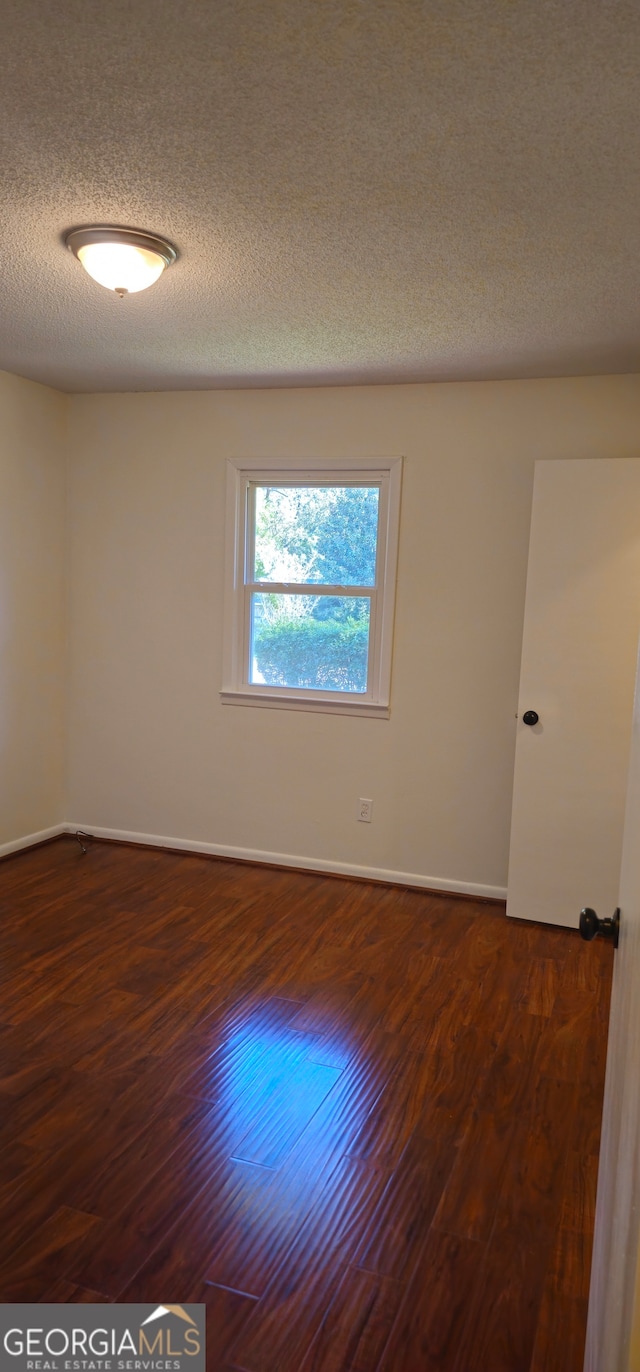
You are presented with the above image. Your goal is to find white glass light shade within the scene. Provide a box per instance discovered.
[65,226,178,297]
[77,241,166,294]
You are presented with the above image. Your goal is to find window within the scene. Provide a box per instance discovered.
[222,456,402,716]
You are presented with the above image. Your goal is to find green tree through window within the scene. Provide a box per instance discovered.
[251,486,379,692]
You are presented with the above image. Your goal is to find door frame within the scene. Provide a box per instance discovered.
[584,640,640,1370]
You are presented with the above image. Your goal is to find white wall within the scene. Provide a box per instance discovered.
[0,370,67,850]
[64,376,640,894]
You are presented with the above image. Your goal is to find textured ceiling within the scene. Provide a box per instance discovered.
[1,0,639,393]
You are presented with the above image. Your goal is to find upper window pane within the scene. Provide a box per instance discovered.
[253,485,380,586]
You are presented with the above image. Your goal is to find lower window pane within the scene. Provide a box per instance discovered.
[250,594,371,693]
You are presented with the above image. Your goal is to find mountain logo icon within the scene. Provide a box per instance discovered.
[141,1306,197,1327]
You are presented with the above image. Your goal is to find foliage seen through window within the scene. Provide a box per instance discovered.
[250,486,379,693]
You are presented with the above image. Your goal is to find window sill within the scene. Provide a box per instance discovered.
[220,689,390,719]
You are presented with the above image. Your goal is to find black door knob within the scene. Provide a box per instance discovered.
[579,907,620,948]
[522,710,539,726]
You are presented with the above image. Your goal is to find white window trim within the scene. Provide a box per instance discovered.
[221,455,403,717]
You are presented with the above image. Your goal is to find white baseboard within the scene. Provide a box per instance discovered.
[62,822,507,901]
[0,823,66,859]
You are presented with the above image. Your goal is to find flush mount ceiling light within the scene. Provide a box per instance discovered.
[65,225,178,298]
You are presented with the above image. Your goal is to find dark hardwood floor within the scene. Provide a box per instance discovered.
[0,837,613,1371]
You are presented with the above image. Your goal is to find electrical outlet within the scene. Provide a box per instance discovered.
[358,797,373,823]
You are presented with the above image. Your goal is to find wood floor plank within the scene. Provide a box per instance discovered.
[353,1113,459,1282]
[184,1282,259,1372]
[345,1050,439,1167]
[0,1140,43,1187]
[528,1282,589,1372]
[118,1159,277,1302]
[376,1229,483,1372]
[39,1278,112,1302]
[432,1010,544,1242]
[547,1224,593,1301]
[559,1150,599,1235]
[75,1095,218,1218]
[0,1206,101,1302]
[518,957,562,1017]
[492,1073,576,1245]
[451,1072,577,1371]
[63,1102,230,1295]
[299,1267,403,1372]
[450,1228,551,1372]
[225,1160,389,1372]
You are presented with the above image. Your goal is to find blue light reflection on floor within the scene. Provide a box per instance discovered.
[216,1004,343,1168]
[203,999,379,1285]
[179,998,386,1307]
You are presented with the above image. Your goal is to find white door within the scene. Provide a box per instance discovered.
[507,459,640,928]
[584,632,640,1371]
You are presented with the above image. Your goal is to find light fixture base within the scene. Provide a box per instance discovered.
[64,225,178,268]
